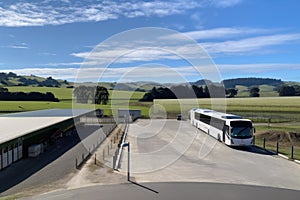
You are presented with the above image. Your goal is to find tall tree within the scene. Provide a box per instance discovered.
[226,88,238,98]
[249,87,260,97]
[94,86,109,105]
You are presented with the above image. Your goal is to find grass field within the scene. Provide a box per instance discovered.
[2,87,300,159]
[7,86,73,100]
[6,86,145,100]
[153,97,300,121]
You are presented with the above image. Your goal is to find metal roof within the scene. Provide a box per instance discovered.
[0,109,93,145]
[193,108,242,119]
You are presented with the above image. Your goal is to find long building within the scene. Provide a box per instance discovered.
[0,109,97,171]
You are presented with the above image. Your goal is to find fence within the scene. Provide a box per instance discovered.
[75,123,117,169]
[254,136,300,161]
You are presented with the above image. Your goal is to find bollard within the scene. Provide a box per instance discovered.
[263,138,266,149]
[291,146,294,160]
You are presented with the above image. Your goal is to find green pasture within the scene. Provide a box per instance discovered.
[5,86,145,100]
[2,86,300,123]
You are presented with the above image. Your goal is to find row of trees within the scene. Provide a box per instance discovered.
[0,87,59,102]
[222,78,283,88]
[140,85,232,101]
[73,86,109,104]
[278,85,300,96]
[140,85,264,101]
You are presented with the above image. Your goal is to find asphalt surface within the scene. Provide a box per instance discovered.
[22,182,300,200]
[0,123,115,196]
[118,119,300,191]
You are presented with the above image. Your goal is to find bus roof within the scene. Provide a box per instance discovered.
[193,108,242,120]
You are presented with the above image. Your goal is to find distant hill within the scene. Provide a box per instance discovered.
[222,78,283,89]
[190,79,213,86]
[0,72,70,87]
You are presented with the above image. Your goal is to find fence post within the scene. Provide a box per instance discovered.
[263,138,266,149]
[291,146,294,160]
[276,135,279,154]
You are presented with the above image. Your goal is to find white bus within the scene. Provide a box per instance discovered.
[190,108,255,146]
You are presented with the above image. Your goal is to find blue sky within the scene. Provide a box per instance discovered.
[0,0,300,83]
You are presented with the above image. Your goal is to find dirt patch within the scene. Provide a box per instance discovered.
[255,131,300,145]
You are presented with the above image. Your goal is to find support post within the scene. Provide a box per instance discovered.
[127,142,130,181]
[276,135,279,154]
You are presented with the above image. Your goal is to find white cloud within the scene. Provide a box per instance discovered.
[0,1,201,27]
[3,63,300,82]
[165,27,270,40]
[207,0,242,8]
[0,66,200,81]
[202,33,300,54]
[70,30,300,65]
[5,43,29,49]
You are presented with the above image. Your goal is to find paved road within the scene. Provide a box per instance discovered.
[23,182,300,200]
[118,119,300,191]
[0,123,115,196]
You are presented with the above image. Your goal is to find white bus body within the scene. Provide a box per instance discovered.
[190,108,255,146]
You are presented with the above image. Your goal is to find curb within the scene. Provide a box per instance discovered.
[254,145,300,165]
[278,153,289,160]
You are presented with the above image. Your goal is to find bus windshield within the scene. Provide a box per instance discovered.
[230,121,253,139]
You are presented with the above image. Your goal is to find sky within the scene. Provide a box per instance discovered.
[0,0,300,83]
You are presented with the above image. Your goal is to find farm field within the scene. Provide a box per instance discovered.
[1,87,300,160]
[2,87,300,122]
[154,97,300,121]
[5,86,145,100]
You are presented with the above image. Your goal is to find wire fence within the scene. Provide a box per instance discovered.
[75,123,117,169]
[254,136,300,161]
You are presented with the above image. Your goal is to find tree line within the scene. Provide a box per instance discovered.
[222,78,283,89]
[73,86,109,104]
[140,84,236,101]
[278,85,300,96]
[0,87,59,102]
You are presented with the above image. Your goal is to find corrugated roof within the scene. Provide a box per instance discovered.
[0,109,93,145]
